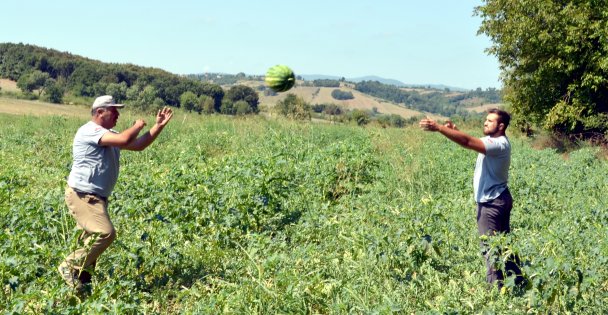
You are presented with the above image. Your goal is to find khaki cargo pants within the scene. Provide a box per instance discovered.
[60,186,116,271]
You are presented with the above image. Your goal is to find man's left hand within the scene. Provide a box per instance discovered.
[156,107,174,127]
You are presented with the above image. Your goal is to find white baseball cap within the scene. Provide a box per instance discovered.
[92,95,125,110]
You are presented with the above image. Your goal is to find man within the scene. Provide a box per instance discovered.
[58,95,173,294]
[419,109,522,289]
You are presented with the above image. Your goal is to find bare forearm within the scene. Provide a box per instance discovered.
[129,124,165,151]
[437,125,475,147]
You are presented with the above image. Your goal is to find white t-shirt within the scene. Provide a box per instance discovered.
[67,121,120,198]
[473,135,510,203]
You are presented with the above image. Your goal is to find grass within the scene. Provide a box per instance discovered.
[0,97,89,117]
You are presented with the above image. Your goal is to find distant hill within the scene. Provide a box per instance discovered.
[229,80,437,120]
[190,72,503,118]
[299,74,468,91]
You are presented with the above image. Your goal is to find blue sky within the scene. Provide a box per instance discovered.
[1,1,500,90]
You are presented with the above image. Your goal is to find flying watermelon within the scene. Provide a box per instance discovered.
[265,65,296,92]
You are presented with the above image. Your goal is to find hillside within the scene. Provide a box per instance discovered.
[232,80,437,119]
[212,75,503,119]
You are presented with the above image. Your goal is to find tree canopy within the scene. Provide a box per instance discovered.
[0,43,224,111]
[476,0,608,137]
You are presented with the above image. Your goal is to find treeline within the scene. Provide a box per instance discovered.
[354,80,502,117]
[0,43,245,113]
[450,87,502,104]
[313,79,341,88]
[186,72,264,86]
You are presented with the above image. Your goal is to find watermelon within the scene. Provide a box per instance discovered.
[265,65,296,92]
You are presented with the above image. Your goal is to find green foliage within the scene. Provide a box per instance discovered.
[186,72,264,85]
[313,79,340,87]
[105,82,128,103]
[275,94,311,120]
[312,103,343,116]
[17,70,50,96]
[234,100,253,116]
[43,79,64,104]
[220,99,235,115]
[377,114,408,128]
[0,43,224,110]
[198,94,215,114]
[330,89,354,100]
[476,0,608,136]
[180,91,199,112]
[355,81,473,117]
[224,85,259,113]
[0,113,607,313]
[451,87,502,104]
[350,109,371,126]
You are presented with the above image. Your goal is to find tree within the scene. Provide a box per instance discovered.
[275,94,311,120]
[106,82,128,103]
[44,79,64,104]
[331,89,354,100]
[17,70,50,96]
[199,94,215,114]
[234,100,253,115]
[350,109,370,126]
[180,91,199,112]
[476,0,608,136]
[224,85,259,113]
[220,99,235,115]
[324,104,342,116]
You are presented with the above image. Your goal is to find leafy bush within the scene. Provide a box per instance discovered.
[275,93,311,120]
[331,89,354,100]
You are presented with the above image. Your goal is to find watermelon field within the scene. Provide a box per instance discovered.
[1,110,607,314]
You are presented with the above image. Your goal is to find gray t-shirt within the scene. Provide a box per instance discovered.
[67,121,120,198]
[473,135,510,203]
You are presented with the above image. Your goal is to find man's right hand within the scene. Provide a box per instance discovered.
[134,119,146,129]
[419,118,438,131]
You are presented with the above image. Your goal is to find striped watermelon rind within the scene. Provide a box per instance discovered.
[265,65,295,92]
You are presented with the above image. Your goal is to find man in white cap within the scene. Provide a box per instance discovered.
[58,95,173,295]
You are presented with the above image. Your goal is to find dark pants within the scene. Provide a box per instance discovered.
[476,188,522,287]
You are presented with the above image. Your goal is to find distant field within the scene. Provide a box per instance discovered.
[0,97,89,117]
[0,79,18,92]
[239,81,443,120]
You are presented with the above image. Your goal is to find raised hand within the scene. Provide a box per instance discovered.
[156,107,174,127]
[133,119,147,129]
[444,120,458,130]
[419,117,438,131]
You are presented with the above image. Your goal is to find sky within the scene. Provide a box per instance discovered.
[0,0,501,90]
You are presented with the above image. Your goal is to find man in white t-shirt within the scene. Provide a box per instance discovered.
[420,109,523,289]
[58,95,173,294]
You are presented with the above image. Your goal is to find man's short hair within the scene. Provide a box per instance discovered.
[488,108,511,129]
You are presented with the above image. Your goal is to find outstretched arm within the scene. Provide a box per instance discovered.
[419,118,486,154]
[124,107,174,151]
[99,120,146,147]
